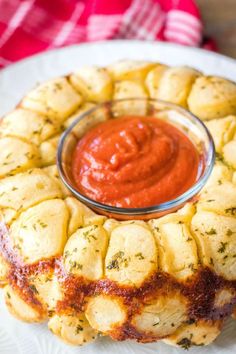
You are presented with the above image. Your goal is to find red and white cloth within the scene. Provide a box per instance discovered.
[0,0,216,69]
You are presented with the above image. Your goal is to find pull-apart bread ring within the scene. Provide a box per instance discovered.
[0,61,236,349]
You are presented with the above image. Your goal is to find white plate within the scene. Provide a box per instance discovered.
[0,40,236,354]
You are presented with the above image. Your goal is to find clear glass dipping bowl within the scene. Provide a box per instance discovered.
[57,98,215,220]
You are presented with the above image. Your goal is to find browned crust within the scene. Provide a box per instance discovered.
[1,222,236,343]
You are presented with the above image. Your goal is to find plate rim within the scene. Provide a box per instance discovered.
[1,39,236,76]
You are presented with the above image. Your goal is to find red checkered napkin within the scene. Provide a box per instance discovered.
[0,0,210,68]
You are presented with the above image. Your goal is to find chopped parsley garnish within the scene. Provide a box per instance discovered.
[205,228,216,235]
[225,208,236,216]
[75,325,83,334]
[69,260,83,271]
[177,337,192,350]
[152,321,160,327]
[135,252,144,260]
[106,251,129,270]
[218,242,228,253]
[226,229,233,236]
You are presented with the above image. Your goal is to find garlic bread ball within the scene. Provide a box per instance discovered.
[85,295,126,334]
[145,64,168,98]
[4,284,45,323]
[0,109,60,145]
[164,320,222,348]
[156,66,200,107]
[105,223,157,286]
[70,66,113,102]
[113,80,147,100]
[9,199,69,263]
[21,78,82,122]
[205,115,236,153]
[108,60,156,82]
[191,210,236,280]
[113,80,147,116]
[150,205,199,280]
[132,294,188,338]
[0,168,62,223]
[63,225,108,280]
[197,181,236,217]
[49,313,97,346]
[188,76,236,120]
[0,137,40,178]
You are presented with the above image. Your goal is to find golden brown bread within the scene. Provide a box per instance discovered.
[70,66,113,102]
[0,60,236,349]
[153,66,201,107]
[21,77,82,121]
[188,76,236,120]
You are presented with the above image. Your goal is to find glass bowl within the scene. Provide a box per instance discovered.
[57,98,215,220]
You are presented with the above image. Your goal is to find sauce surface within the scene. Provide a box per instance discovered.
[72,116,200,208]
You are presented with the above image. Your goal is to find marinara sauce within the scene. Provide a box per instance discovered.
[71,116,200,208]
